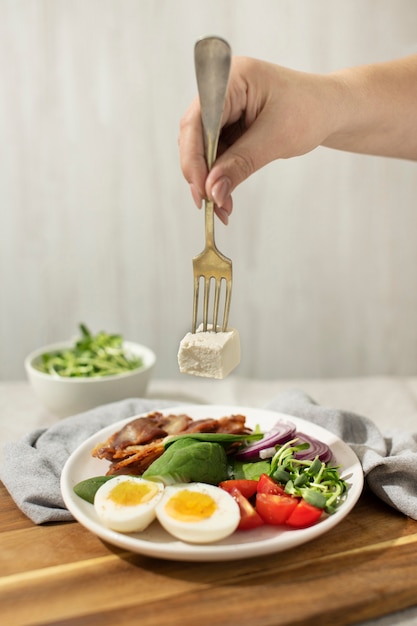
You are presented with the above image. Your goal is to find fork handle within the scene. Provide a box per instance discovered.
[195,37,231,250]
[194,36,231,170]
[204,199,215,248]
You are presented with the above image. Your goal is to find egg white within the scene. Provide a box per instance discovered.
[94,475,164,533]
[155,482,240,544]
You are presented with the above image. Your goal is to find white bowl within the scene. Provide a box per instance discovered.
[25,340,156,418]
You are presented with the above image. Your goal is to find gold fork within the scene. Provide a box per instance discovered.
[192,36,232,334]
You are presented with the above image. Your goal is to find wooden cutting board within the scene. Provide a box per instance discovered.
[1,482,417,626]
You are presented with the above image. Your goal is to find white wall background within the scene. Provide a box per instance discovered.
[1,0,417,381]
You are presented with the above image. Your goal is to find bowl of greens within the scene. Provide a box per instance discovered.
[25,324,156,417]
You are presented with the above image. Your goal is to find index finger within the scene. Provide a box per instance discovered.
[178,96,208,202]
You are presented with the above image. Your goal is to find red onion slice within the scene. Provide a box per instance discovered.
[293,432,332,463]
[235,420,297,461]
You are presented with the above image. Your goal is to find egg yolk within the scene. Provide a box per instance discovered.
[164,489,217,522]
[108,480,159,507]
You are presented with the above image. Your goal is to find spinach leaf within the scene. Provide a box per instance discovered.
[142,438,229,485]
[164,432,262,449]
[73,475,116,503]
[232,458,271,481]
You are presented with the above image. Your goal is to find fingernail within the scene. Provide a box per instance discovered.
[211,176,232,208]
[190,184,202,209]
[215,205,229,225]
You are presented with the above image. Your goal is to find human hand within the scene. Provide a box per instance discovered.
[179,57,335,223]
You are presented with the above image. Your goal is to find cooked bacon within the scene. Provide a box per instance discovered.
[163,414,194,435]
[106,440,166,476]
[92,412,193,460]
[182,414,251,434]
[182,418,221,433]
[92,411,252,477]
[216,414,251,434]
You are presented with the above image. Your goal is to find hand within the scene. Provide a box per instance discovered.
[178,57,335,223]
[179,54,417,223]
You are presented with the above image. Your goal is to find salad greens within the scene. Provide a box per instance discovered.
[230,440,347,513]
[74,434,264,502]
[268,439,347,514]
[232,459,271,481]
[73,475,116,504]
[142,433,263,486]
[142,438,229,485]
[164,432,263,448]
[36,323,143,378]
[74,428,348,518]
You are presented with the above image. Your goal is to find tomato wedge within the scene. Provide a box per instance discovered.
[256,474,286,496]
[228,487,265,530]
[285,499,323,528]
[219,479,259,499]
[255,492,298,525]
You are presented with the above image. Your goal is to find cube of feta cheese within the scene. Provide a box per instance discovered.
[177,324,240,379]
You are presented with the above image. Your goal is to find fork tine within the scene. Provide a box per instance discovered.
[222,277,232,332]
[192,275,200,334]
[212,278,221,331]
[192,273,232,333]
[202,277,210,331]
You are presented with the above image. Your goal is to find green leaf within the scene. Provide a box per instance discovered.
[294,473,309,487]
[232,459,271,480]
[302,489,327,509]
[164,432,262,449]
[73,475,116,504]
[142,438,229,486]
[307,457,324,477]
[272,467,291,483]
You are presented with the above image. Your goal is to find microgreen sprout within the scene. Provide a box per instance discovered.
[269,439,348,514]
[36,324,144,378]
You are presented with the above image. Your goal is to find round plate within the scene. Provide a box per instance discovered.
[61,405,364,562]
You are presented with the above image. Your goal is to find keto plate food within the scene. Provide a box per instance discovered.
[61,405,364,562]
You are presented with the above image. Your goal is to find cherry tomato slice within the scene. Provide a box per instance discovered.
[256,474,286,496]
[219,479,259,499]
[285,499,323,528]
[255,492,298,525]
[228,487,265,530]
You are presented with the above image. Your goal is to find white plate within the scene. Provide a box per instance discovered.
[61,405,364,562]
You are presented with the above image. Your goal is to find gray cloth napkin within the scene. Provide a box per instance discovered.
[1,398,173,524]
[1,390,417,524]
[266,390,417,520]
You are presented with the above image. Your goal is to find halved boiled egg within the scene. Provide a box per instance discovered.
[94,475,164,533]
[155,482,240,544]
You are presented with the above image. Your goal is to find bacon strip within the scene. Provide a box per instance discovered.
[91,412,193,460]
[92,411,251,476]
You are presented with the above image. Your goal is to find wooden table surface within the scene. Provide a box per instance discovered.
[1,481,417,625]
[2,378,417,626]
